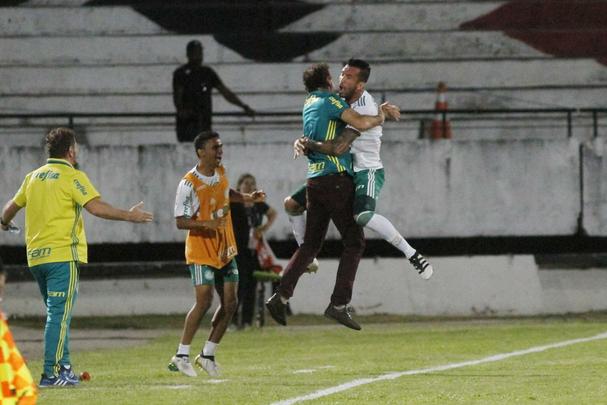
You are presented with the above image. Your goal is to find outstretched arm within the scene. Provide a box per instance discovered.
[84,198,153,223]
[229,189,266,203]
[216,82,254,116]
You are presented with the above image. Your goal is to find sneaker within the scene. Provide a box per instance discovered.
[39,373,78,388]
[169,355,197,377]
[194,354,220,377]
[324,304,361,331]
[265,292,287,326]
[306,258,319,273]
[59,364,79,384]
[409,251,433,280]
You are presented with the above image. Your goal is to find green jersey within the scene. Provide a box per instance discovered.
[302,90,353,178]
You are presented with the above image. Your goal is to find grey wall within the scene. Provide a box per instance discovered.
[2,136,603,247]
[5,256,607,317]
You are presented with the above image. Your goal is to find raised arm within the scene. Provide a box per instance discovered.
[339,102,401,131]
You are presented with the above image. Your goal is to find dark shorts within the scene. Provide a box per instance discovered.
[289,183,307,207]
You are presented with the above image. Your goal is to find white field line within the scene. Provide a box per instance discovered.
[272,331,607,405]
[293,365,335,374]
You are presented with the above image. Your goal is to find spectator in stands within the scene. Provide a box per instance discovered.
[0,127,153,388]
[230,173,277,329]
[0,256,38,404]
[173,40,255,142]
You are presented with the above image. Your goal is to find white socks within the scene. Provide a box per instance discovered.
[288,213,306,246]
[203,341,218,357]
[177,344,190,357]
[365,214,416,259]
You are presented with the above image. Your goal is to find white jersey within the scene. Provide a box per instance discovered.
[348,90,383,172]
[174,165,221,218]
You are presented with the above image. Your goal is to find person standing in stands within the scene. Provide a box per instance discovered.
[0,127,153,387]
[173,40,255,142]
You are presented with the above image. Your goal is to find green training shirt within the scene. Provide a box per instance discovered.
[302,90,353,178]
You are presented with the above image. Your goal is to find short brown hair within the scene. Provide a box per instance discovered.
[303,63,331,93]
[45,127,76,158]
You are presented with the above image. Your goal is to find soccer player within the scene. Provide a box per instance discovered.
[0,127,153,388]
[169,131,265,377]
[0,257,37,403]
[265,63,400,331]
[287,59,434,279]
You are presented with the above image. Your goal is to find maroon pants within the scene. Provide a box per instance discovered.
[279,173,365,306]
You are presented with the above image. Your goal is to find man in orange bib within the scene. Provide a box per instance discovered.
[168,131,265,378]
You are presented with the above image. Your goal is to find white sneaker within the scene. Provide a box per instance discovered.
[169,355,197,377]
[195,354,220,377]
[306,258,319,273]
[408,252,433,280]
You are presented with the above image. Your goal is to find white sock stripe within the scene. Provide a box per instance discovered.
[271,331,607,405]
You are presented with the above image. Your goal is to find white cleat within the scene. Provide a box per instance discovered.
[408,252,433,280]
[169,355,197,377]
[306,258,320,273]
[195,354,220,377]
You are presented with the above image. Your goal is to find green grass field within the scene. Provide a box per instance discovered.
[28,316,607,404]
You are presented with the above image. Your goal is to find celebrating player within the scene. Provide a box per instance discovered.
[169,131,265,377]
[288,59,434,280]
[266,63,400,331]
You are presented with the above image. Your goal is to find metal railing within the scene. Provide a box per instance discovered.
[1,108,606,139]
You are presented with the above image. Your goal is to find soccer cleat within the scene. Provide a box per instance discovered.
[265,292,287,326]
[408,251,433,280]
[324,304,361,331]
[194,354,220,377]
[59,364,79,384]
[306,258,320,273]
[39,373,79,388]
[169,355,197,377]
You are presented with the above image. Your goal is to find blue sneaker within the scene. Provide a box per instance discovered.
[60,365,80,384]
[39,373,79,388]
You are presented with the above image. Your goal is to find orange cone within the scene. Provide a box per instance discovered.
[430,82,452,139]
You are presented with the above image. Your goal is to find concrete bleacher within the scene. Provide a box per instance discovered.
[1,0,606,144]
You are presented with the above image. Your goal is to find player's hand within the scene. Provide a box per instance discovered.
[253,226,264,239]
[250,190,266,203]
[380,102,401,121]
[128,201,154,223]
[205,217,226,230]
[293,136,308,159]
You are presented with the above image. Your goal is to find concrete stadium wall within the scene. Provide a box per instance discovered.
[1,136,601,247]
[4,256,607,317]
[2,0,607,117]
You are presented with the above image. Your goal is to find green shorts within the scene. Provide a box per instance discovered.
[353,168,385,216]
[289,183,307,207]
[189,259,239,286]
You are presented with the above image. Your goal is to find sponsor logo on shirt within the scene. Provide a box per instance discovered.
[35,170,60,181]
[28,247,52,259]
[328,97,344,109]
[308,162,325,173]
[73,179,88,195]
[48,291,66,298]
